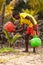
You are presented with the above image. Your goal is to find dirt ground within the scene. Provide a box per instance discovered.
[0,47,43,65]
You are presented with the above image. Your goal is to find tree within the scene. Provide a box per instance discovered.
[26,0,43,17]
[0,0,5,10]
[6,0,12,5]
[14,0,28,12]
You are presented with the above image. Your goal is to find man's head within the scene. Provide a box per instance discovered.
[12,10,20,19]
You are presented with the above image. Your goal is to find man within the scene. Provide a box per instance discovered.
[12,11,38,52]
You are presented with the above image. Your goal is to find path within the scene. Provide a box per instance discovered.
[0,48,43,65]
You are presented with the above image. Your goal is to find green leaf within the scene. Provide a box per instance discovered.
[3,30,22,45]
[11,33,21,44]
[3,30,11,43]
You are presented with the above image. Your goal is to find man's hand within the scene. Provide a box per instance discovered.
[33,25,37,31]
[33,24,39,35]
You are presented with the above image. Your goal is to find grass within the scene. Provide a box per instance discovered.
[0,47,17,53]
[0,47,18,63]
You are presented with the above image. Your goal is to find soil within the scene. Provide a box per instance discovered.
[0,47,43,65]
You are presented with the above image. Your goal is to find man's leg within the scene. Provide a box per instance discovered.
[33,47,36,53]
[25,34,29,52]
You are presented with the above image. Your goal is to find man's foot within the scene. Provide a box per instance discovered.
[22,50,28,52]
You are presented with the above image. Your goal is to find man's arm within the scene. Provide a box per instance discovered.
[14,24,24,33]
[25,16,34,25]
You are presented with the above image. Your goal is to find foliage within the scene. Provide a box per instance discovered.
[0,0,5,10]
[26,0,43,16]
[0,0,12,10]
[0,0,15,17]
[3,30,10,43]
[22,9,39,16]
[13,0,43,17]
[0,47,17,53]
[5,0,14,17]
[6,0,12,5]
[0,0,43,17]
[14,0,28,12]
[3,30,21,45]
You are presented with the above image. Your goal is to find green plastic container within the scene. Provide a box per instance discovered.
[30,38,41,47]
[33,35,38,38]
